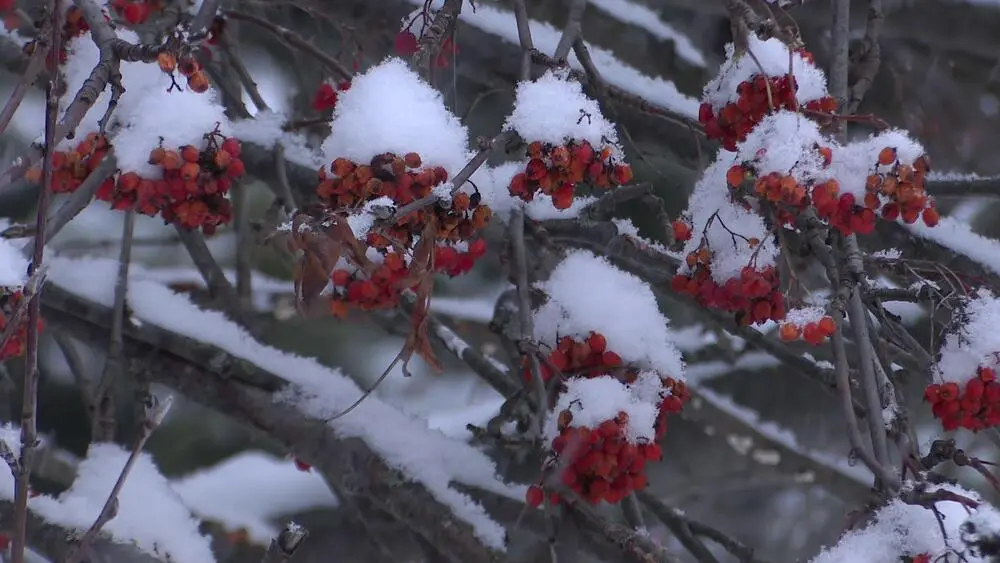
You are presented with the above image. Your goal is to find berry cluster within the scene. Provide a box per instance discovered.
[315,152,492,315]
[0,291,43,362]
[24,132,114,195]
[699,73,838,151]
[671,246,786,326]
[312,80,352,113]
[156,51,209,94]
[98,131,242,234]
[508,140,634,209]
[524,333,688,506]
[925,366,1000,432]
[779,316,836,345]
[865,149,938,227]
[110,0,163,25]
[729,144,833,222]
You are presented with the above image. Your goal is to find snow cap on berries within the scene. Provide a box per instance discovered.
[504,69,623,158]
[702,34,828,109]
[736,111,828,184]
[680,154,779,282]
[532,250,685,377]
[320,57,472,177]
[544,375,660,445]
[828,128,926,200]
[937,289,1000,386]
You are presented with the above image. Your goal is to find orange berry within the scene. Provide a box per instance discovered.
[818,316,836,336]
[148,147,165,165]
[213,149,232,170]
[180,162,200,181]
[877,147,897,166]
[157,52,176,73]
[187,70,209,93]
[778,323,801,342]
[180,145,200,163]
[726,165,745,188]
[161,150,182,171]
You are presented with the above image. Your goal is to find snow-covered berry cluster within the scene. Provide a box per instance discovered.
[110,0,163,25]
[96,130,242,234]
[672,241,785,326]
[507,140,633,210]
[0,291,43,362]
[779,308,836,346]
[931,290,1000,432]
[521,251,687,507]
[699,39,836,151]
[318,151,492,316]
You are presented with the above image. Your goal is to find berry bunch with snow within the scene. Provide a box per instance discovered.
[99,128,241,234]
[24,132,114,195]
[0,290,43,362]
[310,58,493,317]
[524,251,687,506]
[672,155,785,326]
[699,36,836,151]
[504,70,633,210]
[928,290,1000,432]
[779,307,836,346]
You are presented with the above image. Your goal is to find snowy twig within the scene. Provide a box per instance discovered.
[0,0,163,190]
[63,394,173,563]
[412,0,462,75]
[11,1,62,558]
[925,175,1000,198]
[223,10,352,81]
[261,522,308,563]
[90,210,135,443]
[510,209,546,439]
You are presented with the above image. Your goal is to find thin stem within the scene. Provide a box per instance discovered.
[11,1,61,560]
[510,209,546,439]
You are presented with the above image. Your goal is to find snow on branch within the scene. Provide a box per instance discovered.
[0,428,215,563]
[46,255,521,552]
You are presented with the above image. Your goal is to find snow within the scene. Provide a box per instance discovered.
[702,35,828,109]
[506,69,622,156]
[543,375,660,444]
[736,111,828,183]
[404,0,700,120]
[230,110,325,170]
[320,58,472,178]
[484,161,599,221]
[0,223,27,288]
[784,306,826,327]
[810,483,985,563]
[936,289,1000,385]
[587,0,705,67]
[171,451,338,544]
[46,255,522,551]
[679,153,780,281]
[906,215,1000,277]
[27,443,216,563]
[830,128,926,199]
[59,30,231,176]
[532,249,685,377]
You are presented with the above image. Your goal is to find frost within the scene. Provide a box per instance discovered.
[47,256,522,551]
[321,58,471,177]
[506,69,622,156]
[936,289,1000,385]
[543,376,660,444]
[703,35,828,108]
[532,250,685,377]
[172,451,338,544]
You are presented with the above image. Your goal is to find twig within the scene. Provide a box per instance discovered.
[846,0,884,114]
[829,0,850,140]
[223,10,352,81]
[636,491,721,563]
[90,210,135,443]
[218,27,270,113]
[511,0,534,80]
[272,145,299,211]
[0,29,48,137]
[62,393,173,563]
[621,493,645,531]
[553,0,587,63]
[233,182,253,310]
[261,522,308,563]
[188,0,221,40]
[412,0,462,75]
[11,1,61,559]
[510,209,546,439]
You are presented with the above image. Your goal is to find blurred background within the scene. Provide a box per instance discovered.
[2,0,1000,561]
